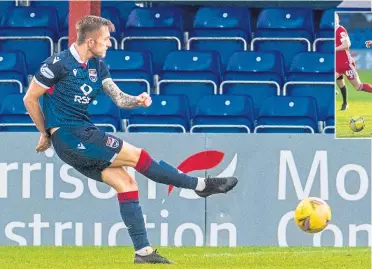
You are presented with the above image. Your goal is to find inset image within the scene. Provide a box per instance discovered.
[335,12,372,138]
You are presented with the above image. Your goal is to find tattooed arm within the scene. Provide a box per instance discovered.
[102,79,138,109]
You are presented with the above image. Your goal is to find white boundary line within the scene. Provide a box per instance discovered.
[183,248,370,257]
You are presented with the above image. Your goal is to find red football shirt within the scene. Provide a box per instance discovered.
[336,25,353,67]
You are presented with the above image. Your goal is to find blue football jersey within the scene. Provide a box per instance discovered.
[34,45,111,130]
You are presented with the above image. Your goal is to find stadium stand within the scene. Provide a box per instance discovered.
[315,9,335,52]
[221,51,283,120]
[0,1,337,134]
[127,95,190,133]
[254,96,319,133]
[87,94,122,133]
[0,94,37,132]
[158,50,221,117]
[122,7,184,74]
[104,50,153,96]
[284,52,334,123]
[0,6,58,75]
[188,7,252,70]
[191,95,255,133]
[0,51,27,100]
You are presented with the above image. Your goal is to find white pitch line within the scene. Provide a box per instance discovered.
[183,249,370,257]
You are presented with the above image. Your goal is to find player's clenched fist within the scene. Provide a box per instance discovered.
[365,40,372,48]
[36,133,51,153]
[136,92,152,107]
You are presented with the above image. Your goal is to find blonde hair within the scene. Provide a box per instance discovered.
[75,15,115,45]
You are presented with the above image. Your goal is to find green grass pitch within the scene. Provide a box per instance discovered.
[0,246,369,268]
[336,70,372,138]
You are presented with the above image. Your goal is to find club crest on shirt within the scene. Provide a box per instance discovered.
[88,69,97,82]
[106,136,119,149]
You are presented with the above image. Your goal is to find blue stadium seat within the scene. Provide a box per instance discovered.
[323,101,334,134]
[284,52,333,121]
[0,7,58,75]
[158,50,221,116]
[0,51,28,84]
[318,9,335,38]
[31,0,68,31]
[191,95,254,133]
[0,52,27,101]
[127,95,189,133]
[0,6,59,36]
[102,7,122,42]
[0,1,15,25]
[253,8,313,71]
[104,50,153,118]
[286,52,333,81]
[88,94,121,132]
[314,9,335,53]
[0,94,37,132]
[253,39,311,73]
[104,50,153,94]
[57,17,69,51]
[221,51,283,119]
[284,83,332,122]
[101,1,136,27]
[122,7,184,74]
[256,8,314,40]
[255,96,318,133]
[57,40,69,52]
[188,7,252,70]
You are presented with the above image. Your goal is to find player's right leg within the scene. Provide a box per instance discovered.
[335,74,348,110]
[51,127,172,264]
[110,140,238,198]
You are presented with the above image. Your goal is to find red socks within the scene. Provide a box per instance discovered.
[134,150,153,173]
[117,191,139,203]
[360,83,372,93]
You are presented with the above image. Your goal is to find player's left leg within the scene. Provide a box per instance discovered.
[51,127,173,264]
[336,74,348,110]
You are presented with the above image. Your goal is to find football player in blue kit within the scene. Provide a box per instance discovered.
[24,15,238,264]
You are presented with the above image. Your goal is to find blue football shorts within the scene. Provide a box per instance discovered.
[51,125,123,181]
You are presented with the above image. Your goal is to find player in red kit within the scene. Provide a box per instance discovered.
[335,13,372,111]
